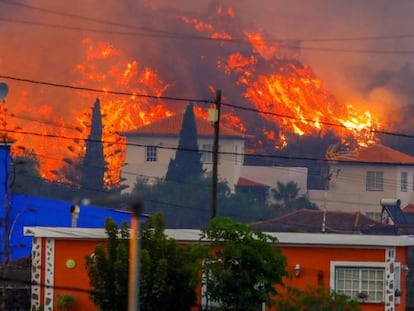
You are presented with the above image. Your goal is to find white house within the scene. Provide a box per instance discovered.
[118,107,308,197]
[308,144,414,221]
[119,109,249,192]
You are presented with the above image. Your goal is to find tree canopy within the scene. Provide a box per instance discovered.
[275,286,361,311]
[85,214,201,311]
[85,218,129,311]
[140,213,201,310]
[271,181,318,214]
[81,98,106,196]
[132,174,269,228]
[166,103,204,183]
[200,217,288,311]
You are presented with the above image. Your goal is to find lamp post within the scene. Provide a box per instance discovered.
[210,90,222,220]
[87,193,143,311]
[128,202,142,311]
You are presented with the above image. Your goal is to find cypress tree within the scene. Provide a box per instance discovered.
[81,98,106,194]
[166,103,204,183]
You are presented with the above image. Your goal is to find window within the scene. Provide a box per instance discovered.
[146,146,157,162]
[334,266,384,302]
[201,144,213,164]
[401,172,408,192]
[412,173,414,191]
[235,145,244,164]
[366,171,383,191]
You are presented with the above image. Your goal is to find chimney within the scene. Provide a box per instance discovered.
[70,204,80,228]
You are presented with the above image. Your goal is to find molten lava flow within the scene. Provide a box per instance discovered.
[5,37,176,186]
[179,7,382,148]
[242,63,379,147]
[74,38,174,187]
[3,2,388,189]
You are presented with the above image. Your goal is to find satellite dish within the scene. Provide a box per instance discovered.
[0,83,9,100]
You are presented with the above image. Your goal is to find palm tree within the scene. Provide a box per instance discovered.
[271,181,318,213]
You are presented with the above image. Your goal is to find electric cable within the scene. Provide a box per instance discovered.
[1,74,414,143]
[2,0,414,45]
[0,75,213,104]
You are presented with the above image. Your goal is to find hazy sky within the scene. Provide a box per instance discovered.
[2,0,414,112]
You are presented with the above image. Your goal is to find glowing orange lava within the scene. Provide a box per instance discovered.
[3,4,387,189]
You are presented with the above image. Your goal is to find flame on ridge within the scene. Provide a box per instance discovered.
[180,6,382,148]
[5,4,387,187]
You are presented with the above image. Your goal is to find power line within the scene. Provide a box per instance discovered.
[22,148,407,193]
[13,171,261,222]
[6,127,414,168]
[3,0,414,46]
[0,75,213,104]
[0,17,190,40]
[3,73,414,142]
[3,16,414,55]
[9,112,82,132]
[299,45,414,55]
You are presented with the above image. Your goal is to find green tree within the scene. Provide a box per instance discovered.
[80,98,106,196]
[85,218,129,311]
[11,149,77,200]
[140,213,202,310]
[200,218,288,311]
[85,214,201,311]
[12,150,42,195]
[219,186,272,222]
[166,103,204,183]
[56,294,76,311]
[275,286,361,311]
[271,181,318,214]
[132,174,270,228]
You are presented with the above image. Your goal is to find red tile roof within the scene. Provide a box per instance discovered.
[251,209,381,233]
[237,177,269,187]
[335,144,414,165]
[403,204,414,213]
[119,112,249,138]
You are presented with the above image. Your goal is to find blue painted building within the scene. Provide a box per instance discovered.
[0,142,144,261]
[8,194,135,261]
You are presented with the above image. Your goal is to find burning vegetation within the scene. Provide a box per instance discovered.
[0,2,390,186]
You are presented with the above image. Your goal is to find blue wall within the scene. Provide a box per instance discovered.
[7,194,144,261]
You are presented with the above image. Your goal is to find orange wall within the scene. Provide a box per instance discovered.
[40,239,408,311]
[272,245,407,311]
[53,239,104,311]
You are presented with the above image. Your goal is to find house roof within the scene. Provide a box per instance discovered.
[24,226,414,247]
[237,177,269,187]
[403,204,414,213]
[9,194,147,261]
[334,144,414,165]
[118,111,249,139]
[250,209,387,234]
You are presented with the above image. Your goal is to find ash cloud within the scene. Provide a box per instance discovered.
[1,0,414,140]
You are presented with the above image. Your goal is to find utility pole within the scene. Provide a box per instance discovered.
[210,90,222,220]
[0,83,10,311]
[0,83,10,263]
[128,202,142,311]
[322,143,338,232]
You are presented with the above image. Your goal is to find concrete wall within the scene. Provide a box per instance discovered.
[308,163,414,219]
[121,135,245,192]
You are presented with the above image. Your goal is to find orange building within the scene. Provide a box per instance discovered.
[25,226,413,311]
